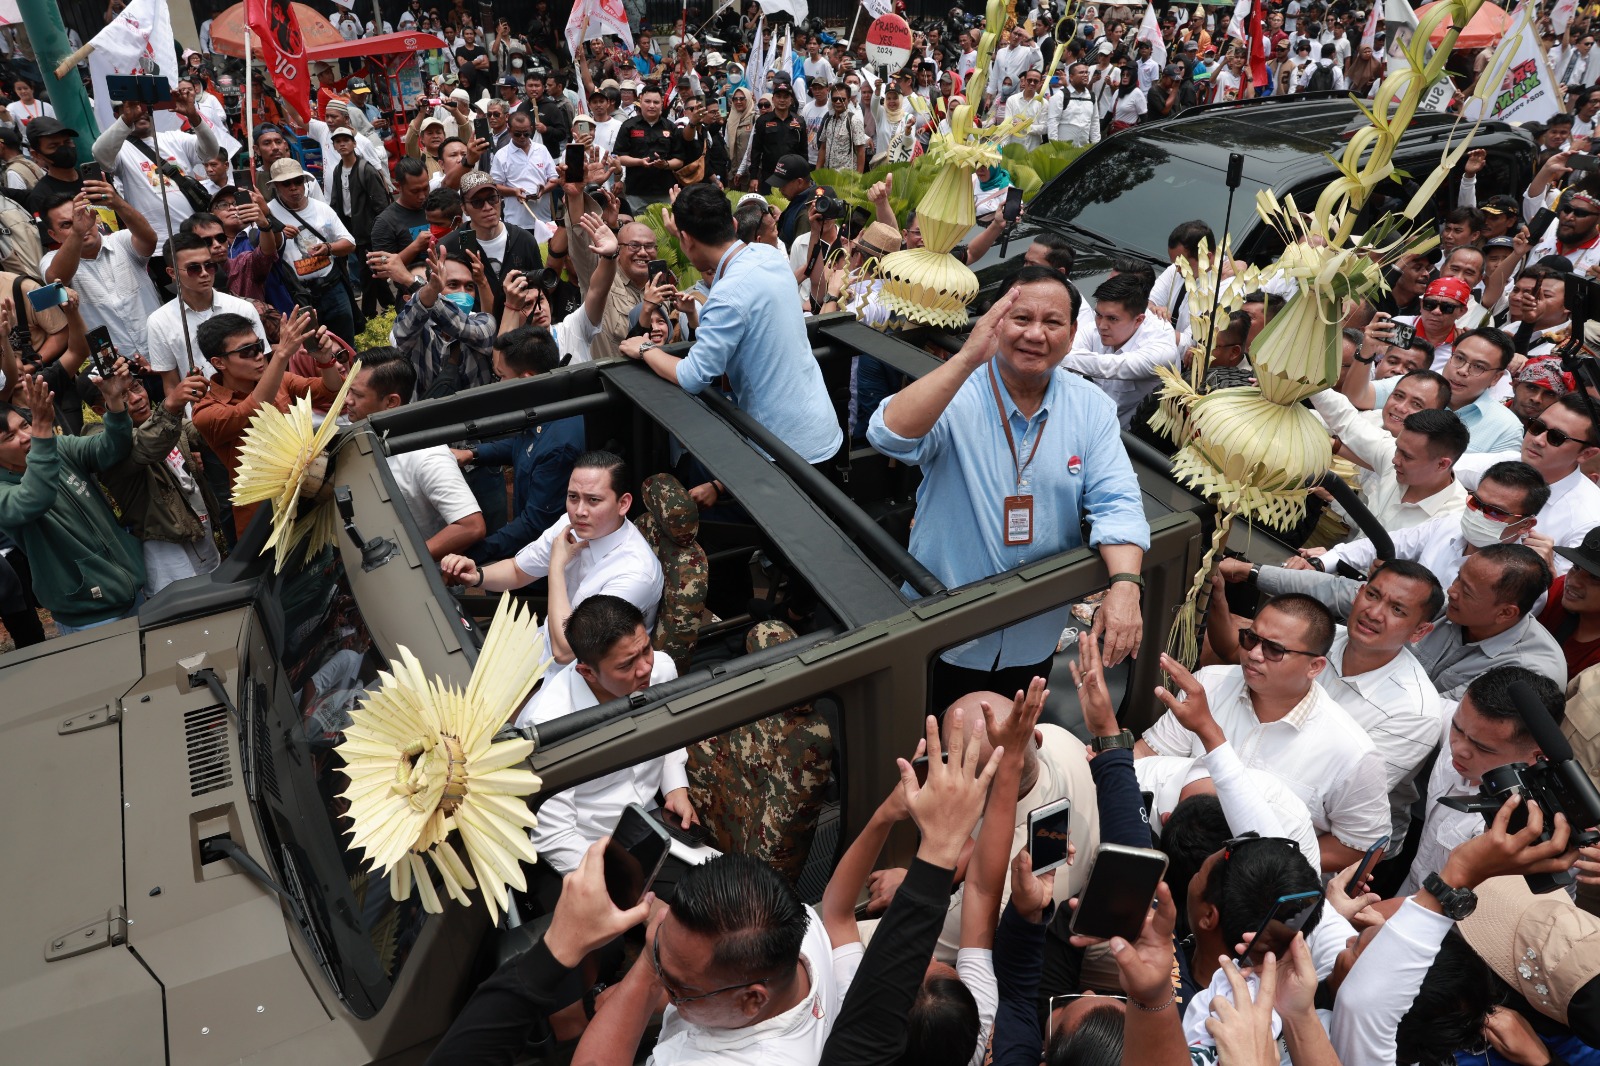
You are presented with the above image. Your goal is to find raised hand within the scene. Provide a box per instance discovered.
[1069,636,1118,738]
[895,708,1005,868]
[1154,653,1224,749]
[1070,880,1179,1010]
[956,286,1020,369]
[163,371,210,414]
[19,374,55,436]
[579,211,618,259]
[1205,955,1280,1066]
[542,838,655,967]
[978,675,1046,767]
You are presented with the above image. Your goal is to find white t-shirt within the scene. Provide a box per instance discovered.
[592,116,622,156]
[269,195,355,283]
[555,304,601,364]
[650,907,852,1066]
[110,130,207,242]
[475,224,509,275]
[6,99,52,129]
[387,445,482,541]
[146,290,270,380]
[40,229,163,359]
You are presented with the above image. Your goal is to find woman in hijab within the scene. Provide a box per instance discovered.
[726,86,758,188]
[973,161,1012,219]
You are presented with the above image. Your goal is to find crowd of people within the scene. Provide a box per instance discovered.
[2,1,1600,1065]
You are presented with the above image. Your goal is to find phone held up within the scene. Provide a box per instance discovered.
[603,802,672,909]
[1069,844,1169,943]
[1027,798,1073,875]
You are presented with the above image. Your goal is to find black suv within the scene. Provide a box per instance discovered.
[969,95,1537,292]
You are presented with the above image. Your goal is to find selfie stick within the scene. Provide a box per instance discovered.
[1200,151,1246,378]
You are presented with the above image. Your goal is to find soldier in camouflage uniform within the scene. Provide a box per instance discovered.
[633,472,708,673]
[685,621,835,885]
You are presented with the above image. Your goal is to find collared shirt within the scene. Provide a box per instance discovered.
[490,138,557,229]
[1412,611,1568,699]
[387,445,481,541]
[1063,301,1183,427]
[1372,375,1524,453]
[1453,453,1600,576]
[1398,706,1482,895]
[1047,87,1100,145]
[146,290,269,380]
[869,365,1150,671]
[512,514,664,665]
[1140,665,1391,848]
[1316,630,1444,839]
[41,229,162,359]
[1323,510,1468,590]
[521,654,686,873]
[391,290,498,396]
[677,242,844,465]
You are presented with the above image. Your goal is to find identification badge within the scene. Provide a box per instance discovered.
[294,252,331,276]
[1004,494,1034,546]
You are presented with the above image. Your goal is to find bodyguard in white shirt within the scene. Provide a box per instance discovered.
[491,113,558,233]
[439,451,663,669]
[1061,272,1182,427]
[519,596,695,873]
[1047,63,1101,146]
[1137,594,1391,870]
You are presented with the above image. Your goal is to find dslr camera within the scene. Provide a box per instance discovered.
[813,190,848,222]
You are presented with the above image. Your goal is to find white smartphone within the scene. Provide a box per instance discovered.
[1027,797,1074,874]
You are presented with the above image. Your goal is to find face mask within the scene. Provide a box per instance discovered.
[441,291,475,313]
[1460,507,1514,549]
[46,146,76,169]
[429,223,455,242]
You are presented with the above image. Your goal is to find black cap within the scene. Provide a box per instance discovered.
[1556,526,1600,578]
[26,116,79,145]
[1481,194,1520,217]
[0,126,19,148]
[767,154,812,184]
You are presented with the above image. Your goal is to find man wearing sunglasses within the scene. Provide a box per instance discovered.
[147,230,272,396]
[490,112,558,234]
[1389,276,1471,373]
[1137,594,1391,871]
[439,171,544,311]
[1525,180,1600,276]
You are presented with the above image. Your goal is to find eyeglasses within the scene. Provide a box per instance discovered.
[1237,627,1321,662]
[195,232,227,246]
[1558,203,1600,219]
[182,261,218,276]
[1525,416,1599,448]
[1446,351,1500,376]
[619,240,658,253]
[467,192,501,207]
[221,340,265,360]
[1420,298,1461,314]
[1467,491,1531,523]
[650,930,770,1005]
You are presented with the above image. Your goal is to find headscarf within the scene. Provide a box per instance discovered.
[1515,357,1575,397]
[727,86,757,175]
[1424,276,1473,307]
[978,164,1012,191]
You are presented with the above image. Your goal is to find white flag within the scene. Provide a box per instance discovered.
[87,0,179,84]
[1361,4,1380,51]
[758,0,811,20]
[1228,0,1250,41]
[1483,4,1563,123]
[565,0,636,72]
[1552,0,1580,34]
[1138,3,1167,70]
[863,0,893,18]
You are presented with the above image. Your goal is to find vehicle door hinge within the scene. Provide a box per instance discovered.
[58,703,120,734]
[45,906,128,962]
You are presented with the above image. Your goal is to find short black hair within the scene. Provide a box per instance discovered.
[1202,835,1323,956]
[1092,272,1149,317]
[999,264,1082,320]
[196,312,258,362]
[1456,326,1516,370]
[36,191,76,220]
[733,200,769,243]
[672,182,737,245]
[565,594,646,667]
[1397,368,1451,407]
[1404,336,1437,363]
[357,348,417,404]
[1045,1003,1123,1066]
[1160,794,1228,938]
[1395,930,1500,1066]
[1553,391,1600,442]
[573,449,630,498]
[1371,557,1446,620]
[671,853,809,984]
[1111,257,1158,291]
[904,977,981,1066]
[1167,219,1215,257]
[1481,459,1552,516]
[424,186,462,214]
[1259,593,1336,656]
[164,229,210,265]
[1462,664,1565,740]
[1401,407,1470,464]
[1474,542,1552,616]
[1029,231,1075,274]
[494,325,563,376]
[1442,205,1485,231]
[394,156,428,182]
[180,211,224,235]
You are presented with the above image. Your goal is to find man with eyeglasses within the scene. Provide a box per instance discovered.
[1136,593,1391,870]
[815,85,869,172]
[490,112,558,236]
[40,183,161,370]
[440,171,544,311]
[147,230,272,395]
[563,180,658,362]
[999,70,1049,150]
[1556,33,1599,91]
[1346,325,1527,453]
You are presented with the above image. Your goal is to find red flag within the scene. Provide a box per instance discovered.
[1248,0,1269,88]
[247,0,311,126]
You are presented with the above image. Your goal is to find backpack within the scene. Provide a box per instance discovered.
[0,192,43,281]
[2,155,43,191]
[1306,62,1337,93]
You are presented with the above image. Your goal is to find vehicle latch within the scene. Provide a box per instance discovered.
[45,906,128,962]
[58,703,121,734]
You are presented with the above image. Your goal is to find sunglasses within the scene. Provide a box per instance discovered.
[1237,627,1320,662]
[467,192,501,207]
[1558,203,1600,219]
[182,260,218,276]
[1525,416,1599,449]
[1467,491,1531,524]
[221,340,265,360]
[1420,298,1461,314]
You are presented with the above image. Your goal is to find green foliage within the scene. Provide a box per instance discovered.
[638,202,703,288]
[356,307,397,353]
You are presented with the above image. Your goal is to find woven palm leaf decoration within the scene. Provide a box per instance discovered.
[337,594,550,923]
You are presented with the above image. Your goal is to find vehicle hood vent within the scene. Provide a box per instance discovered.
[185,704,233,797]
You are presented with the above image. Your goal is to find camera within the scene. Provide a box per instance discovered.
[813,192,848,222]
[536,267,561,292]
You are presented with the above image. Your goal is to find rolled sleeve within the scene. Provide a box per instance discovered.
[866,401,952,466]
[1140,709,1198,758]
[674,301,742,395]
[660,749,689,796]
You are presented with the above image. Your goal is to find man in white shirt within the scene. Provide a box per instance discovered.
[999,70,1049,150]
[1399,665,1567,894]
[342,354,484,560]
[147,230,270,391]
[439,451,663,668]
[266,157,359,344]
[957,31,979,82]
[992,25,1043,101]
[490,111,558,235]
[40,182,163,363]
[1060,272,1182,427]
[519,595,696,872]
[91,90,220,245]
[1213,559,1446,844]
[801,38,835,88]
[1137,593,1392,870]
[1047,62,1100,146]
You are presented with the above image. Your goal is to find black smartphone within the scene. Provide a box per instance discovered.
[1529,206,1558,243]
[1571,154,1600,173]
[86,325,116,377]
[1027,797,1073,874]
[1565,271,1600,323]
[1236,889,1323,966]
[79,161,105,185]
[1388,319,1415,351]
[909,750,948,785]
[296,304,320,334]
[1003,185,1024,223]
[1069,844,1169,942]
[646,258,671,284]
[565,142,587,177]
[603,802,672,909]
[1346,835,1389,897]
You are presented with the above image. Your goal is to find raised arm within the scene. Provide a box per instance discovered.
[879,287,1016,438]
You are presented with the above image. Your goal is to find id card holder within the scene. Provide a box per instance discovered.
[1004,494,1034,546]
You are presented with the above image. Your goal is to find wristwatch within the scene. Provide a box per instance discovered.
[1091,728,1136,752]
[1248,564,1262,583]
[1108,572,1144,589]
[1422,871,1478,920]
[1353,352,1376,364]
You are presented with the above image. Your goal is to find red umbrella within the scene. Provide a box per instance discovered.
[206,1,344,59]
[1417,0,1513,50]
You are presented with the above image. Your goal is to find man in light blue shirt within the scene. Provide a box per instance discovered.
[1366,327,1525,453]
[620,184,843,468]
[868,267,1152,708]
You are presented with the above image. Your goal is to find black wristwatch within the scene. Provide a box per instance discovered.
[1091,728,1136,752]
[1422,871,1478,920]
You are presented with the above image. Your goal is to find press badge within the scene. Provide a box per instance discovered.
[1004,494,1034,546]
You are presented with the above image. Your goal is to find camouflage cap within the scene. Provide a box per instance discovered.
[642,473,699,547]
[745,620,798,653]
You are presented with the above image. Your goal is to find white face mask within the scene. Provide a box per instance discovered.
[1460,507,1516,549]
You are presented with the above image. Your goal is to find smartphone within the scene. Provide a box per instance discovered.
[295,304,320,334]
[86,325,116,377]
[1528,206,1558,243]
[603,802,672,909]
[1571,154,1600,173]
[1003,185,1024,223]
[1345,835,1389,897]
[1028,797,1074,874]
[909,751,947,785]
[646,258,671,284]
[105,73,174,107]
[26,282,67,314]
[565,142,587,177]
[1236,889,1324,966]
[79,161,105,185]
[1388,319,1415,351]
[1069,844,1169,942]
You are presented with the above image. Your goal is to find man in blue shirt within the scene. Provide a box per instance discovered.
[619,183,843,469]
[868,267,1152,708]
